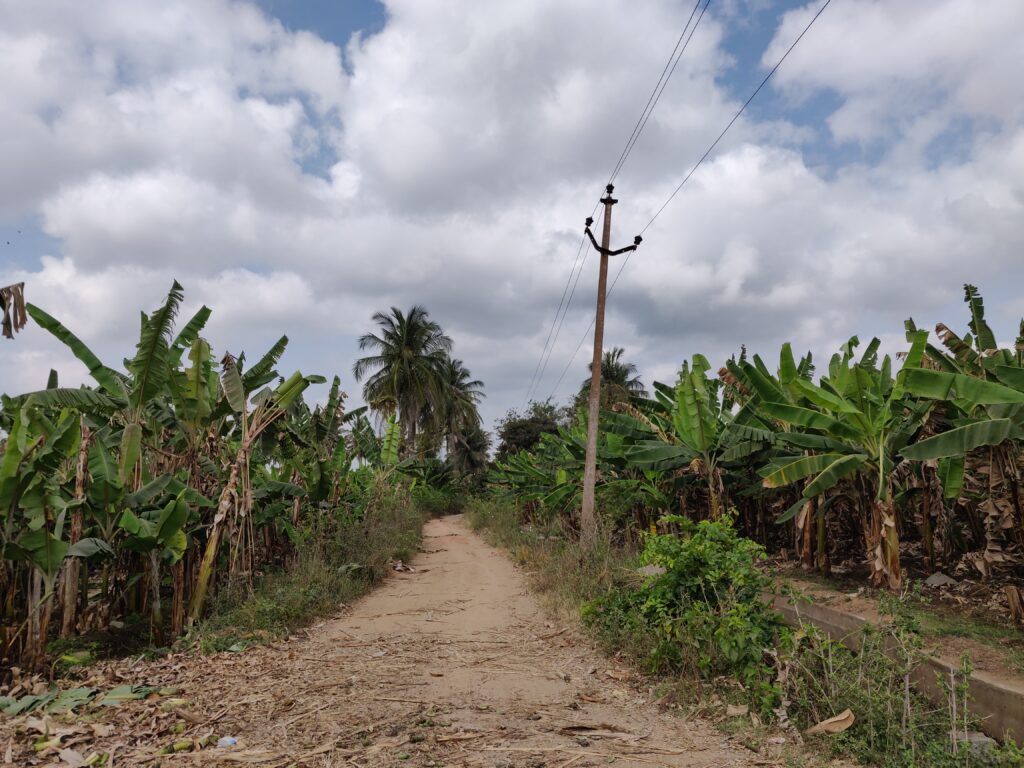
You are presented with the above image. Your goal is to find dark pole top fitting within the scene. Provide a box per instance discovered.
[606,183,614,194]
[585,216,594,227]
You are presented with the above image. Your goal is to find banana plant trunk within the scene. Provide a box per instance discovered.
[170,557,186,637]
[815,499,830,575]
[800,496,816,569]
[26,571,55,672]
[870,495,902,590]
[291,469,302,527]
[60,420,91,637]
[919,470,936,569]
[706,465,724,520]
[149,550,163,645]
[187,446,246,626]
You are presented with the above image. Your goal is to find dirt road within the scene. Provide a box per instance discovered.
[9,516,772,766]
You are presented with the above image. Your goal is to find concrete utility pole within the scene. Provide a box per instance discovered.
[579,185,640,548]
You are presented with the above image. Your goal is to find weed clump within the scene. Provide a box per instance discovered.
[197,483,423,651]
[781,596,1024,768]
[583,514,785,716]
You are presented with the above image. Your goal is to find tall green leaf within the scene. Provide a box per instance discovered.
[964,284,997,353]
[242,335,289,392]
[760,402,859,440]
[26,304,123,397]
[128,281,183,411]
[24,388,119,413]
[903,369,1024,406]
[169,305,212,364]
[760,454,846,489]
[221,356,247,413]
[381,415,400,466]
[118,423,142,485]
[937,455,965,500]
[901,419,1014,460]
[803,454,868,496]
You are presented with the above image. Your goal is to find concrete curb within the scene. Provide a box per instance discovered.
[768,594,1024,744]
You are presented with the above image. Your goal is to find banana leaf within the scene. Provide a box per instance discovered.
[937,455,964,500]
[760,402,860,440]
[804,454,868,496]
[903,369,1024,406]
[901,418,1015,460]
[26,304,123,397]
[623,441,694,471]
[760,454,846,488]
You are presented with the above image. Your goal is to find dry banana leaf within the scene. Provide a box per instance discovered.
[0,281,28,339]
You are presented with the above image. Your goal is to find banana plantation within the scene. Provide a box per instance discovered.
[492,286,1024,605]
[0,283,483,671]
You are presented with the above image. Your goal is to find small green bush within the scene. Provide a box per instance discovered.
[411,485,465,517]
[584,514,785,716]
[198,482,423,651]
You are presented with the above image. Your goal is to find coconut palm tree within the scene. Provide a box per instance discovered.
[448,422,491,476]
[577,346,647,410]
[437,357,484,454]
[353,306,453,451]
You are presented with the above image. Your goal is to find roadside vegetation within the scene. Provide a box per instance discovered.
[0,286,483,677]
[468,499,1024,767]
[493,285,1024,603]
[483,284,1024,766]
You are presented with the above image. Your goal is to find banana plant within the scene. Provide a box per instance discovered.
[187,360,319,625]
[755,333,932,590]
[119,491,189,644]
[1,405,110,667]
[604,355,772,520]
[723,343,853,570]
[903,286,1024,554]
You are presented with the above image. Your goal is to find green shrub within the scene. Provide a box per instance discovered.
[197,483,423,651]
[584,514,785,716]
[411,485,465,517]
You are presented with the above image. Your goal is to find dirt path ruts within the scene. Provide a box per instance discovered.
[7,516,772,766]
[169,514,762,767]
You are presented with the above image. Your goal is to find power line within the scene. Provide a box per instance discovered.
[546,0,833,400]
[523,232,587,405]
[640,0,832,236]
[608,0,711,186]
[548,316,595,400]
[526,1,713,404]
[531,239,593,401]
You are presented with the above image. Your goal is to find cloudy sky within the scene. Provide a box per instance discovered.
[2,0,1023,430]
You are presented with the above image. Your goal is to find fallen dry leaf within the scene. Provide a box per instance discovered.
[58,747,86,767]
[805,708,855,735]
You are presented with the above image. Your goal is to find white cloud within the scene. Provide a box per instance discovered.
[2,0,1023,428]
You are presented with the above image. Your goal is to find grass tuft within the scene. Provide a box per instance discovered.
[196,484,423,652]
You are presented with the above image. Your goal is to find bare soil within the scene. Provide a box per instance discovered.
[3,515,782,766]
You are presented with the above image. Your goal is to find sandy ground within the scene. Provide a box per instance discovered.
[4,516,779,766]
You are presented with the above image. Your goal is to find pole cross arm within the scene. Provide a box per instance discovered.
[584,224,642,257]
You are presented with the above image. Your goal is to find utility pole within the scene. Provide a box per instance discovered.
[579,185,641,548]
